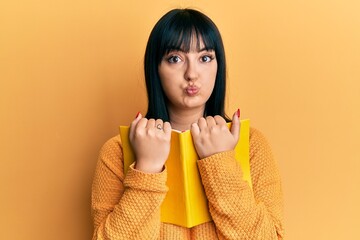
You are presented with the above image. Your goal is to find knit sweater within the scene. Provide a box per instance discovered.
[91,128,284,239]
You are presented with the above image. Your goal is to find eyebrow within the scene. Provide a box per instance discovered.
[167,47,214,53]
[198,47,214,52]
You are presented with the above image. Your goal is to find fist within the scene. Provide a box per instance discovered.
[190,111,240,159]
[129,113,172,173]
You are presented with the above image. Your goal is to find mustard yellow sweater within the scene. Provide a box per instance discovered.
[91,128,284,239]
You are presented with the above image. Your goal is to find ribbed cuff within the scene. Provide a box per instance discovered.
[124,163,168,193]
[198,151,246,195]
[198,150,241,174]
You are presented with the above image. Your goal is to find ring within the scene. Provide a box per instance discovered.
[156,124,163,130]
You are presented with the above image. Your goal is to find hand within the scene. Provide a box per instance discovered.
[190,110,240,159]
[129,113,172,173]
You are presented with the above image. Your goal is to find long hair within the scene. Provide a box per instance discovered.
[144,9,229,122]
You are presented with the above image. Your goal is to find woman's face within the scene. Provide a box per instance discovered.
[158,39,217,113]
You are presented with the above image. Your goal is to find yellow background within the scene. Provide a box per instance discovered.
[1,0,359,239]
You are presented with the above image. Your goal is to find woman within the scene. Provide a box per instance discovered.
[92,8,284,239]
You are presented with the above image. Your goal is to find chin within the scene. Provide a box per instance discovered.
[183,102,206,110]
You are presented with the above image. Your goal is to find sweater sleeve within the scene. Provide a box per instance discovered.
[197,128,284,239]
[91,136,168,240]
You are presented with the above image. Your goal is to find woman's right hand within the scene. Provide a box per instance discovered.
[129,113,172,173]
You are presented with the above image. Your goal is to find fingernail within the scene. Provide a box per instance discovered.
[135,111,141,119]
[237,108,240,118]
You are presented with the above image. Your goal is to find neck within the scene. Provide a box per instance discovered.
[168,106,205,131]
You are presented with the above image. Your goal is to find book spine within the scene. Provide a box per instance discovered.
[179,132,192,227]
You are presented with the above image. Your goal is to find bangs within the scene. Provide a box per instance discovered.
[157,11,217,62]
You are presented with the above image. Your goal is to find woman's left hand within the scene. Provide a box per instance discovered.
[190,110,240,159]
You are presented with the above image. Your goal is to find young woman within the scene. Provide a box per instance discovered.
[92,8,284,239]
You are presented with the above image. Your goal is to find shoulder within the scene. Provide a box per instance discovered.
[97,135,123,176]
[249,127,270,145]
[249,127,274,161]
[99,135,122,157]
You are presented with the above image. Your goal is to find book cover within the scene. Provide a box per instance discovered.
[119,119,251,228]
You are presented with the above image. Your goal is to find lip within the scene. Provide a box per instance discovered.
[185,86,199,96]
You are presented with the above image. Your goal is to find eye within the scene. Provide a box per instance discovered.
[201,55,215,63]
[167,55,182,63]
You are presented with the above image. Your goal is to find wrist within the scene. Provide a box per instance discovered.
[135,160,165,173]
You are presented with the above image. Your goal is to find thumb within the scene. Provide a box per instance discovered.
[129,112,142,138]
[230,109,240,141]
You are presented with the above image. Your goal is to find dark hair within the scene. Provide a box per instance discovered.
[144,8,229,122]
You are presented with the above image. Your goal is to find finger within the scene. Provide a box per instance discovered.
[197,117,207,131]
[190,122,200,137]
[146,118,156,129]
[214,115,226,126]
[163,122,172,136]
[155,119,164,131]
[205,116,216,128]
[136,117,148,131]
[230,109,240,141]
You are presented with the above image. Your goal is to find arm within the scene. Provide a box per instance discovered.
[91,136,168,240]
[197,128,284,239]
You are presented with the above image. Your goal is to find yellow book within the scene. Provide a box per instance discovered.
[119,119,252,228]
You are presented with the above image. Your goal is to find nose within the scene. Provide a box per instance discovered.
[184,59,198,81]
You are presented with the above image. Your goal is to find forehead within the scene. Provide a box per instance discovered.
[159,27,217,61]
[172,33,210,53]
[189,35,206,50]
